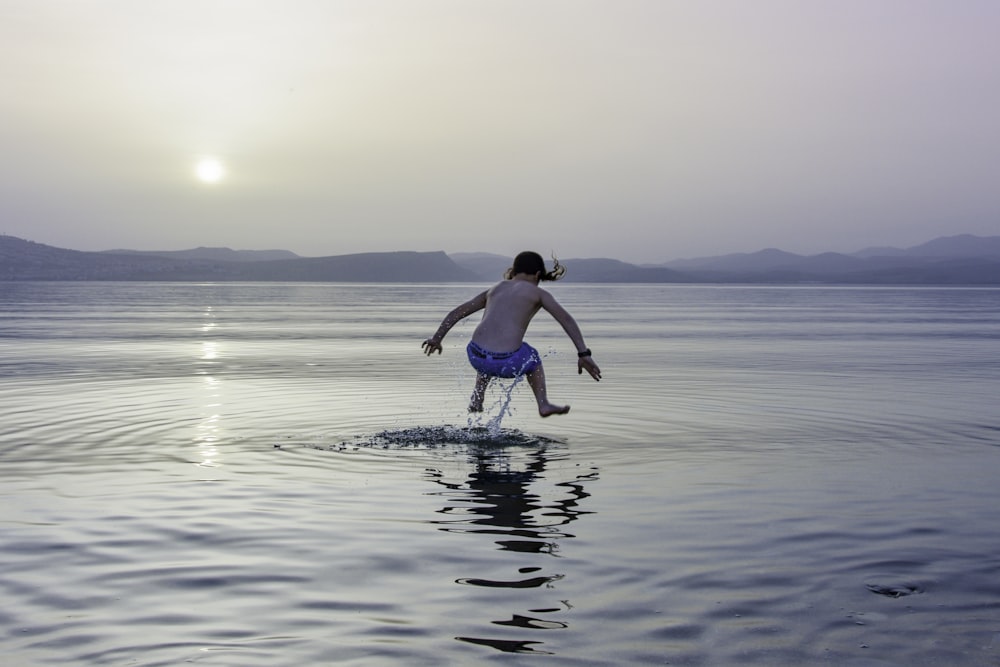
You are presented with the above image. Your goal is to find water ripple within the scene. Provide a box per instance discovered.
[3,283,1000,666]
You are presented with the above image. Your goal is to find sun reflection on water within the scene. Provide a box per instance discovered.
[195,373,223,467]
[200,305,216,333]
[195,350,222,468]
[194,304,224,467]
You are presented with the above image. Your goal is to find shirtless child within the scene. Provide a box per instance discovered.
[422,251,601,417]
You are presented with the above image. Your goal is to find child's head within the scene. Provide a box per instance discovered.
[506,251,565,281]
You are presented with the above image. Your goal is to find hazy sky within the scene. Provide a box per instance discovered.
[2,1,999,262]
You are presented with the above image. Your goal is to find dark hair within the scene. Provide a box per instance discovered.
[505,251,565,281]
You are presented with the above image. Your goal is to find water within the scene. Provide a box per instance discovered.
[2,282,999,666]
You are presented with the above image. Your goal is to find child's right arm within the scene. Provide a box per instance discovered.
[422,291,487,355]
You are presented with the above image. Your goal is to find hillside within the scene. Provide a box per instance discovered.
[658,235,1000,284]
[855,234,1000,258]
[2,234,999,284]
[103,247,300,262]
[0,236,476,282]
[449,253,691,283]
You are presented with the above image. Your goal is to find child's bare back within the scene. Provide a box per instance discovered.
[469,278,545,353]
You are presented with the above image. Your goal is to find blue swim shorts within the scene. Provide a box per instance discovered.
[466,341,541,379]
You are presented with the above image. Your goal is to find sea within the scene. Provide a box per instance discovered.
[1,281,999,666]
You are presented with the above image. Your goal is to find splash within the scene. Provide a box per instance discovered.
[329,424,562,451]
[464,345,561,436]
[469,375,525,437]
[313,348,563,452]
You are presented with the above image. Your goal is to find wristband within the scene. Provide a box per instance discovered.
[578,349,592,358]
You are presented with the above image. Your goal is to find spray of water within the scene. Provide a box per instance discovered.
[311,345,563,451]
[324,423,561,450]
[468,374,524,437]
[463,344,561,435]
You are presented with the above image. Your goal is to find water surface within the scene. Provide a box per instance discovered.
[2,282,999,665]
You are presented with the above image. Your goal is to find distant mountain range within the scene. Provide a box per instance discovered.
[650,234,1000,284]
[0,236,477,282]
[2,234,999,284]
[103,247,300,262]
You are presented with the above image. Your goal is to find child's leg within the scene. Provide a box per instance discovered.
[526,362,570,417]
[469,372,491,412]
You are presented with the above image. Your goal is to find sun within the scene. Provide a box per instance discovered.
[195,157,225,184]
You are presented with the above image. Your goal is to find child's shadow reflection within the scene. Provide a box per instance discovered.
[423,444,599,654]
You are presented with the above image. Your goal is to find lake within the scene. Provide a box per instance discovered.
[2,281,999,666]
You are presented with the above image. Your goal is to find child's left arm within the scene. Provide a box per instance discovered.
[540,292,601,381]
[422,291,487,355]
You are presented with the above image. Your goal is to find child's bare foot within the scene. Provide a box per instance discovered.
[468,399,484,413]
[539,402,570,417]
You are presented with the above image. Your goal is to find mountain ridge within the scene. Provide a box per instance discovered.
[2,234,999,284]
[102,247,300,262]
[661,234,1000,269]
[0,236,477,282]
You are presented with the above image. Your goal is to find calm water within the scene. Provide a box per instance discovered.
[2,282,999,666]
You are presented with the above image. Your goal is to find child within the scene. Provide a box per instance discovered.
[422,251,601,417]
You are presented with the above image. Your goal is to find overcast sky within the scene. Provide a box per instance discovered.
[2,1,998,262]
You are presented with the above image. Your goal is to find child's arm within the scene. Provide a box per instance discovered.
[539,291,602,381]
[422,291,487,355]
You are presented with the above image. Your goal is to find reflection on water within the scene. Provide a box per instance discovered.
[194,372,223,466]
[195,303,223,467]
[314,426,600,657]
[424,443,598,654]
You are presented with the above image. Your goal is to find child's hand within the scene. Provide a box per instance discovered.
[422,339,443,355]
[578,356,601,381]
